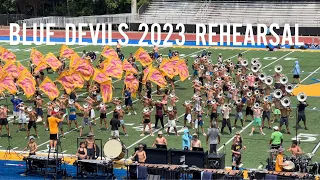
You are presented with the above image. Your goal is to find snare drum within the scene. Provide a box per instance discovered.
[103,139,126,160]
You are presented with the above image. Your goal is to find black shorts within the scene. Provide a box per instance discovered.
[60,109,66,114]
[143,119,150,124]
[262,111,270,121]
[246,107,253,116]
[232,155,241,165]
[28,121,37,130]
[293,75,300,79]
[0,118,8,126]
[125,99,132,106]
[271,144,281,150]
[100,113,107,119]
[298,113,306,122]
[280,117,289,126]
[210,112,218,120]
[49,134,58,140]
[275,83,281,89]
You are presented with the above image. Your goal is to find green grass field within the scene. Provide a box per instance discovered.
[0,42,319,169]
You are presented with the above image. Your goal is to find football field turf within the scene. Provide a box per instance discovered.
[0,42,319,169]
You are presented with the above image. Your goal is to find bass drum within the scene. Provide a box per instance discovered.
[104,139,126,160]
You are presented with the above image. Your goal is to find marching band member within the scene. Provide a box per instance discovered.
[22,136,38,156]
[297,100,308,130]
[124,87,137,115]
[275,148,288,172]
[287,140,303,158]
[292,61,301,84]
[16,102,27,132]
[24,106,39,139]
[244,92,255,122]
[183,100,193,128]
[0,105,11,138]
[152,131,167,147]
[194,107,206,136]
[262,97,272,129]
[11,95,22,124]
[48,107,64,151]
[190,134,202,151]
[154,100,165,129]
[279,105,291,134]
[221,104,232,135]
[234,100,244,129]
[141,107,154,136]
[76,142,87,160]
[96,103,109,131]
[132,144,146,163]
[167,106,178,136]
[114,105,128,136]
[78,103,94,137]
[85,132,96,159]
[67,100,78,130]
[34,95,44,125]
[249,103,266,136]
[110,112,121,138]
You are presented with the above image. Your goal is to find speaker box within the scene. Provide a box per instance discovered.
[207,153,225,169]
[169,149,205,168]
[134,148,168,164]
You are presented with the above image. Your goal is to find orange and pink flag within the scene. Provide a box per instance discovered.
[39,77,60,100]
[147,68,167,88]
[100,80,113,103]
[43,52,62,71]
[30,48,43,66]
[134,47,153,67]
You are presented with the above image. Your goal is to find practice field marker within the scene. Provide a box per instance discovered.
[293,133,319,142]
[311,141,320,154]
[37,48,208,149]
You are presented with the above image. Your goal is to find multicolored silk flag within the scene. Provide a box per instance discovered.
[124,73,139,98]
[0,72,17,94]
[60,45,77,59]
[44,52,62,71]
[39,77,60,100]
[123,59,138,74]
[142,64,152,84]
[102,56,123,79]
[147,68,167,88]
[93,68,110,84]
[57,70,85,94]
[159,58,179,79]
[0,46,16,62]
[16,75,36,98]
[100,80,113,103]
[74,59,94,81]
[30,48,43,66]
[134,47,153,67]
[70,54,82,69]
[3,61,19,79]
[176,60,189,81]
[34,61,48,74]
[101,45,118,59]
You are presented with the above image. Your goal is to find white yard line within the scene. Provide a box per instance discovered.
[312,141,320,154]
[37,48,208,148]
[127,50,251,149]
[217,51,297,153]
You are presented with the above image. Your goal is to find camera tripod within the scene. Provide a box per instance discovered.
[3,136,21,161]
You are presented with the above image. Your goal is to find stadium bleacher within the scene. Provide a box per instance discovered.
[139,0,320,27]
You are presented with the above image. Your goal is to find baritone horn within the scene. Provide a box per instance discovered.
[297,92,307,102]
[251,65,259,73]
[200,65,205,70]
[241,60,248,66]
[265,76,273,86]
[247,91,252,97]
[273,89,283,99]
[251,58,260,65]
[275,65,282,73]
[259,73,266,80]
[285,83,294,93]
[254,82,259,88]
[280,75,288,85]
[280,96,291,107]
[254,89,260,95]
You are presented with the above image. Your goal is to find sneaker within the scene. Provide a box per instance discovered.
[63,136,66,139]
[151,133,154,136]
[37,136,40,139]
[140,133,145,136]
[249,133,253,136]
[261,132,266,136]
[25,136,28,139]
[288,132,291,135]
[16,129,20,133]
[45,128,49,131]
[125,134,129,136]
[134,111,137,115]
[203,133,206,136]
[127,112,131,116]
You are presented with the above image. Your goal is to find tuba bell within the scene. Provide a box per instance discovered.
[285,83,294,93]
[247,91,252,97]
[259,73,266,81]
[241,60,248,66]
[254,82,259,88]
[230,62,234,67]
[256,61,262,68]
[263,96,269,102]
[265,76,273,86]
[280,75,288,85]
[208,60,212,64]
[251,65,259,73]
[231,84,236,90]
[217,92,223,99]
[297,92,307,102]
[200,65,205,70]
[254,89,260,95]
[280,96,291,107]
[214,67,219,72]
[243,84,249,90]
[241,75,246,81]
[273,89,283,99]
[275,65,283,73]
[227,81,232,86]
[236,99,242,104]
[251,58,260,65]
[254,102,260,108]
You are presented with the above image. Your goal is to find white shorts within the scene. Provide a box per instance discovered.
[19,117,27,124]
[120,119,124,125]
[186,114,192,123]
[90,109,95,119]
[111,130,119,137]
[167,119,176,128]
[13,111,19,117]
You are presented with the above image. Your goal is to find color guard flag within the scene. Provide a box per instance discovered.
[34,61,48,74]
[39,77,60,100]
[3,61,19,79]
[142,64,152,84]
[69,54,82,69]
[0,72,17,94]
[43,52,62,71]
[176,60,189,81]
[147,68,167,88]
[102,56,123,79]
[74,59,94,81]
[60,45,77,59]
[0,46,16,62]
[159,58,179,79]
[57,70,84,94]
[30,48,43,66]
[122,59,138,74]
[101,45,118,59]
[100,80,113,103]
[93,68,110,84]
[134,47,153,66]
[124,73,139,98]
[17,75,36,98]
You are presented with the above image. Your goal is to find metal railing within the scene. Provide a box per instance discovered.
[17,14,139,28]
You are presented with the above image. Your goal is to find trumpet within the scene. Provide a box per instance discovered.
[254,82,259,88]
[251,65,259,73]
[280,75,288,85]
[297,92,307,102]
[280,96,291,107]
[259,73,266,81]
[254,89,260,95]
[275,65,282,73]
[251,58,260,65]
[241,60,248,66]
[273,89,283,99]
[285,83,293,93]
[265,76,273,86]
[247,91,252,97]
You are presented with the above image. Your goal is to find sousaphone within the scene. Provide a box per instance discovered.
[273,89,283,99]
[297,92,307,102]
[275,65,282,73]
